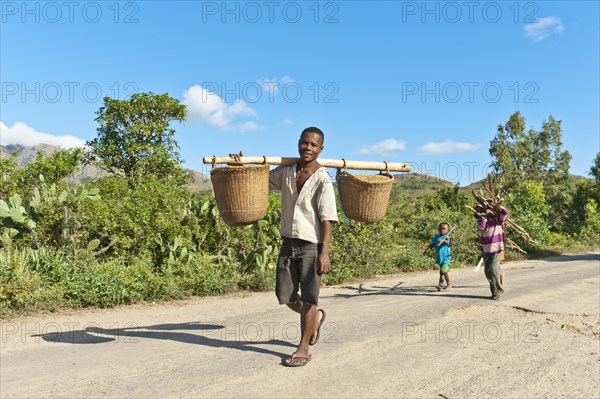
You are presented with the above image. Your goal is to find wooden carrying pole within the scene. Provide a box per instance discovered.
[203,156,412,172]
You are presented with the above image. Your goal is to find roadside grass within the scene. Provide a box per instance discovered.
[2,240,595,320]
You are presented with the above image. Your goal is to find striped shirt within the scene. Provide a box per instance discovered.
[476,207,510,254]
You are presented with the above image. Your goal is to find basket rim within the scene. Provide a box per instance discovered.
[210,163,270,174]
[337,171,394,185]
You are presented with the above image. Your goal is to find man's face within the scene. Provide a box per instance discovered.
[298,132,323,163]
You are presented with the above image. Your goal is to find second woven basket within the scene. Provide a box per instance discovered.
[337,171,394,223]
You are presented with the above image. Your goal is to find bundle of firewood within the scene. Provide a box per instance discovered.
[465,174,536,254]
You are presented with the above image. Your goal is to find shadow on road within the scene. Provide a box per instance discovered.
[542,253,600,262]
[323,283,491,300]
[32,322,296,361]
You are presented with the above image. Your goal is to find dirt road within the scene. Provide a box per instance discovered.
[1,253,599,398]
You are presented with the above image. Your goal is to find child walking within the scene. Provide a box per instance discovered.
[424,222,452,291]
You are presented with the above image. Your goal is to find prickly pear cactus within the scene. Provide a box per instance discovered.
[0,194,37,247]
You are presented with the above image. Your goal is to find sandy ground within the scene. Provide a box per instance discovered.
[1,253,599,399]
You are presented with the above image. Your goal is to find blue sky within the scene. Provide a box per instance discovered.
[1,0,599,186]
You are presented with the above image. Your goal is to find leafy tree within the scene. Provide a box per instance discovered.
[435,185,467,211]
[505,181,550,243]
[490,112,571,184]
[18,148,83,186]
[567,154,600,234]
[590,152,600,181]
[85,92,188,182]
[489,111,572,230]
[0,151,20,200]
[1,148,82,200]
[579,198,600,244]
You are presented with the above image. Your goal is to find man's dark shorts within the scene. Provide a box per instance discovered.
[276,237,322,306]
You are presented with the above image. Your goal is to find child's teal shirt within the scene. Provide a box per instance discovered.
[432,234,452,265]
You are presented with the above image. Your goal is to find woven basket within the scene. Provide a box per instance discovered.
[337,171,394,223]
[211,164,269,226]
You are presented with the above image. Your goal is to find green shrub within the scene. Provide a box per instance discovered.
[0,249,66,317]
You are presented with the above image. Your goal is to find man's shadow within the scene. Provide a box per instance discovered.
[32,322,297,361]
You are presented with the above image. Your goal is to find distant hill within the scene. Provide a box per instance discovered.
[392,172,455,193]
[185,168,212,192]
[1,144,57,164]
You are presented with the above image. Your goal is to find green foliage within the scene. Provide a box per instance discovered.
[0,246,249,317]
[26,178,100,251]
[235,196,281,273]
[85,92,188,182]
[81,175,197,261]
[505,180,550,244]
[590,152,600,181]
[437,185,468,210]
[579,199,600,245]
[490,112,571,185]
[0,151,20,199]
[489,111,572,230]
[1,148,83,200]
[390,187,481,266]
[327,219,396,284]
[394,240,435,272]
[566,155,600,237]
[18,148,83,188]
[568,179,599,233]
[0,248,66,316]
[0,194,37,247]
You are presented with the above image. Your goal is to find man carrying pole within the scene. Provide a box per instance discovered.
[229,126,338,367]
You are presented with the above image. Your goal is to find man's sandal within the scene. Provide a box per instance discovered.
[283,352,311,367]
[309,309,326,346]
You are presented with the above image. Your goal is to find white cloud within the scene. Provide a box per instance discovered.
[257,76,296,98]
[237,121,262,132]
[524,16,565,42]
[258,77,280,97]
[0,121,86,148]
[275,118,294,127]
[417,140,482,154]
[358,139,406,157]
[183,85,261,131]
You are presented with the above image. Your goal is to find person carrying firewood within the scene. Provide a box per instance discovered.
[474,204,510,300]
